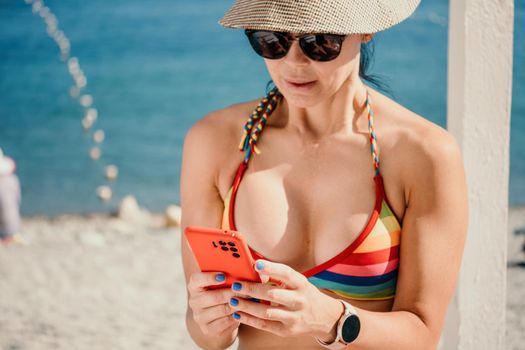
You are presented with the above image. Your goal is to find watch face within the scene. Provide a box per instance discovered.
[341,315,360,343]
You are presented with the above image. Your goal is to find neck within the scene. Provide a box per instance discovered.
[277,76,369,142]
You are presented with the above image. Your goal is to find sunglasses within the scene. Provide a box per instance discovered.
[245,29,346,62]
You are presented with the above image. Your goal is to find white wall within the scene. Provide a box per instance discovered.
[440,0,514,349]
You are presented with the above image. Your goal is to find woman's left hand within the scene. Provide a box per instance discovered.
[228,259,343,339]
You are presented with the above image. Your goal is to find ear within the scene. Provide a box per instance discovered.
[361,33,374,44]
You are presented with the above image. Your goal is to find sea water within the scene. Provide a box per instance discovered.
[0,0,523,215]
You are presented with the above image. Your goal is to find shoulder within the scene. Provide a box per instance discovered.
[397,108,462,188]
[184,98,261,153]
[392,108,460,171]
[187,99,258,136]
[370,88,464,200]
[400,118,464,202]
[182,98,261,183]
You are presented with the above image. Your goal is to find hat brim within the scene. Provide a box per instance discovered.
[219,0,421,35]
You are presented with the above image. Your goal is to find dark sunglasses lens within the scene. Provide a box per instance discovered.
[300,34,343,62]
[246,31,290,59]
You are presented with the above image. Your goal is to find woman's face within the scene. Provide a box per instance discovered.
[263,33,364,108]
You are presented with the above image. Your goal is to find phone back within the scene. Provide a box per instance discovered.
[184,226,261,288]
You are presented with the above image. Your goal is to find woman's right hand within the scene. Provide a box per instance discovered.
[187,271,240,336]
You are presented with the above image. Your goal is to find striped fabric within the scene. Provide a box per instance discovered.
[220,87,402,301]
[303,190,401,301]
[221,174,401,301]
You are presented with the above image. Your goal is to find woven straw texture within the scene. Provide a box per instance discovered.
[219,0,421,34]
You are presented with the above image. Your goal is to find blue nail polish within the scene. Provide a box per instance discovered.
[232,282,242,291]
[230,298,239,307]
[215,273,225,282]
[233,312,241,320]
[255,260,265,270]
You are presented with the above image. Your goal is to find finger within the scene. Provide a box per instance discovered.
[188,271,227,292]
[189,288,233,311]
[207,314,240,335]
[231,311,286,336]
[229,296,296,323]
[230,280,279,303]
[218,320,241,336]
[267,288,307,310]
[230,281,300,309]
[254,260,306,289]
[197,303,233,324]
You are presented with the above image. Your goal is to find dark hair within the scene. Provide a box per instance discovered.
[359,37,393,96]
[265,36,393,97]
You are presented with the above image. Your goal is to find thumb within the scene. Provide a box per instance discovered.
[254,260,270,284]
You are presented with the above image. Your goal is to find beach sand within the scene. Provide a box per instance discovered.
[0,208,523,350]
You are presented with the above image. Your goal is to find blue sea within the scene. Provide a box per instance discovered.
[0,0,523,216]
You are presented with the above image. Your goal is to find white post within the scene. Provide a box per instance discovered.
[440,0,514,349]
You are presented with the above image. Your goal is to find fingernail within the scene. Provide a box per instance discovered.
[229,297,239,307]
[215,273,225,282]
[232,282,242,291]
[255,260,265,270]
[232,312,241,320]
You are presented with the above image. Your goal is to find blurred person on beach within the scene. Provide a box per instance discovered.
[180,1,468,349]
[0,148,22,245]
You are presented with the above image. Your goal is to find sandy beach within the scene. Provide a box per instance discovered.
[0,208,524,350]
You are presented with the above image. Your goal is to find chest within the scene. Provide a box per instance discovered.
[225,156,382,273]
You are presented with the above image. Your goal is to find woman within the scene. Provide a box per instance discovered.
[180,0,468,349]
[0,148,21,246]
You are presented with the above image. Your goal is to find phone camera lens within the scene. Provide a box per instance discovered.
[221,246,229,251]
[232,253,240,258]
[230,247,238,252]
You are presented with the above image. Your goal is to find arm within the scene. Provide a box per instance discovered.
[317,130,469,349]
[225,129,468,350]
[180,114,239,350]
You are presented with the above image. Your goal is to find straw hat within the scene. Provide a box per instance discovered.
[219,0,421,34]
[0,148,16,176]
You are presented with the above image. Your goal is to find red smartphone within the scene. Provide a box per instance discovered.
[184,226,262,290]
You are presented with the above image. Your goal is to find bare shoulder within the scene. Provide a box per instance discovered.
[186,98,261,154]
[190,99,258,135]
[370,88,464,195]
[183,98,261,192]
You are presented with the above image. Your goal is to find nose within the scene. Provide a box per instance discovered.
[284,39,310,64]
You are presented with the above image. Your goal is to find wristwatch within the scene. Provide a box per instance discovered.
[315,299,361,349]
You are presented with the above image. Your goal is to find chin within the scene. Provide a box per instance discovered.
[275,86,321,108]
[281,92,322,108]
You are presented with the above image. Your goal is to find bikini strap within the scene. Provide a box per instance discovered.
[238,86,283,164]
[365,89,381,177]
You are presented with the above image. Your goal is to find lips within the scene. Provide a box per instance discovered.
[284,78,317,90]
[285,78,316,85]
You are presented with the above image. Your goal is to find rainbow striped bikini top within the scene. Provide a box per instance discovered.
[221,87,402,301]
